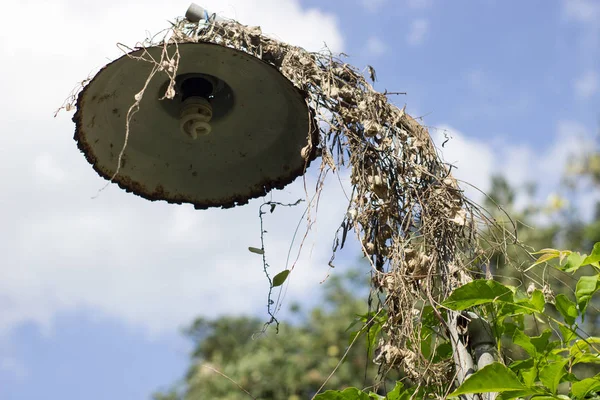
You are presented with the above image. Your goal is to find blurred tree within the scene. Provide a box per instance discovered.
[481,150,600,365]
[484,167,600,277]
[153,271,395,400]
[564,129,600,247]
[155,145,600,399]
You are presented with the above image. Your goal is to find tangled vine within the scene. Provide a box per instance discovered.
[65,12,512,395]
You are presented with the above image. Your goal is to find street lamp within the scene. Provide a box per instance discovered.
[74,20,317,209]
[68,4,494,397]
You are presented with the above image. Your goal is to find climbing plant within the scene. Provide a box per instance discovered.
[318,242,600,399]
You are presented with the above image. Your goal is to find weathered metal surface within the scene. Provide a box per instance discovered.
[74,41,318,209]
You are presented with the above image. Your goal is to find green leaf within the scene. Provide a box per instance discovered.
[571,377,600,399]
[443,280,513,310]
[365,321,382,356]
[449,362,529,397]
[555,294,579,326]
[520,366,537,387]
[509,358,534,372]
[563,252,586,273]
[513,329,536,356]
[532,248,561,255]
[502,322,519,339]
[526,251,560,271]
[530,289,545,312]
[315,388,371,400]
[562,372,579,383]
[383,382,411,400]
[512,312,525,330]
[539,360,567,394]
[513,296,540,315]
[345,317,362,333]
[570,337,600,359]
[575,275,600,319]
[497,390,543,400]
[530,330,553,354]
[420,306,438,327]
[348,312,384,355]
[272,270,290,287]
[420,334,432,360]
[433,342,453,362]
[582,242,600,266]
[248,247,264,255]
[559,325,577,343]
[573,353,600,365]
[511,329,553,357]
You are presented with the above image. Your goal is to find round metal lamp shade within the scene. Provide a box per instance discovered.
[74,42,317,209]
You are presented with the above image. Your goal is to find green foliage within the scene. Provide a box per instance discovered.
[166,241,600,400]
[153,272,396,400]
[447,243,600,399]
[155,172,600,399]
[314,387,372,400]
[442,280,513,310]
[449,363,530,397]
[584,243,600,266]
[571,377,600,399]
[555,294,578,325]
[315,382,413,400]
[575,275,600,319]
[272,270,290,287]
[320,242,600,399]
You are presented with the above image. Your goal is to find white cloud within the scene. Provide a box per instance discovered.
[407,18,429,46]
[366,36,388,56]
[210,0,344,52]
[1,0,596,351]
[33,153,67,183]
[0,0,347,339]
[1,119,352,338]
[562,0,600,23]
[431,120,594,212]
[430,127,495,198]
[574,70,599,99]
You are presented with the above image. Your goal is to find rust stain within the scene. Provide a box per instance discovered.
[97,93,112,103]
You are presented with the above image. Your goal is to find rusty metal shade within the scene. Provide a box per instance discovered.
[74,42,317,209]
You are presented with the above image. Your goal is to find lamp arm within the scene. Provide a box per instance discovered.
[464,311,498,400]
[448,311,480,400]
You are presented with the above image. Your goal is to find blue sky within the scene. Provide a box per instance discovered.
[0,0,599,399]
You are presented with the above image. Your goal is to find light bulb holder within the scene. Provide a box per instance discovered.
[180,97,213,139]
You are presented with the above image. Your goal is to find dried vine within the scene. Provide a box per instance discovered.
[66,13,513,395]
